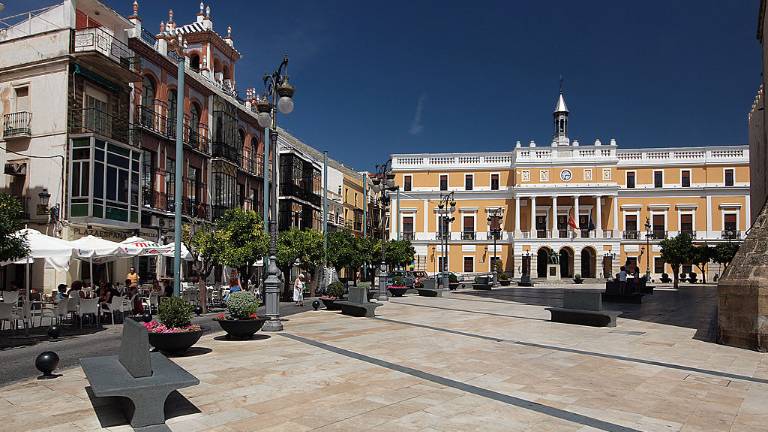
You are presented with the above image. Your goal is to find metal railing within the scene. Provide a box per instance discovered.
[73,27,138,71]
[402,232,415,241]
[211,142,241,165]
[722,230,740,240]
[435,232,449,240]
[186,123,210,154]
[3,112,31,138]
[462,231,476,240]
[488,230,501,240]
[140,28,156,48]
[241,153,264,177]
[623,230,640,240]
[136,105,167,136]
[70,108,139,146]
[536,229,551,239]
[280,182,321,207]
[182,198,210,220]
[653,230,668,239]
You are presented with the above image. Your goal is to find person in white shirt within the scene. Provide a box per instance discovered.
[618,266,628,282]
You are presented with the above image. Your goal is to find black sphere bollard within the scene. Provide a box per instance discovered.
[312,300,321,311]
[35,351,60,379]
[142,312,152,323]
[194,305,203,316]
[47,325,61,339]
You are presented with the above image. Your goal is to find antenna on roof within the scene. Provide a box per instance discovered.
[559,75,563,94]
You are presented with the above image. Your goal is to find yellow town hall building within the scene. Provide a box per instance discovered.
[389,91,751,279]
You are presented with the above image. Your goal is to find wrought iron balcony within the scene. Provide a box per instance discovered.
[435,232,449,240]
[136,105,167,136]
[461,231,476,240]
[653,230,668,239]
[3,112,31,139]
[623,230,640,240]
[186,123,210,154]
[241,153,264,177]
[73,27,139,77]
[70,108,139,146]
[721,229,740,240]
[402,232,415,241]
[211,142,241,165]
[536,229,551,239]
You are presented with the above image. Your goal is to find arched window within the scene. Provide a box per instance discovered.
[250,136,260,174]
[190,54,200,71]
[141,75,156,128]
[189,103,201,146]
[167,89,177,135]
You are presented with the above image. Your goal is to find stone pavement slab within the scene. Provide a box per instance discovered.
[0,287,766,431]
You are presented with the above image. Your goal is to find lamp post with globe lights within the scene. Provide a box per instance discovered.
[487,208,503,285]
[371,161,397,301]
[256,56,294,332]
[437,192,456,290]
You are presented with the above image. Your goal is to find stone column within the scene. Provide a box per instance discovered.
[613,196,619,237]
[514,196,521,238]
[596,195,603,238]
[574,195,580,238]
[530,196,536,238]
[552,195,558,238]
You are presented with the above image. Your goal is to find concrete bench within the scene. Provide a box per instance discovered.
[603,281,645,303]
[81,319,199,430]
[337,286,381,318]
[546,290,621,327]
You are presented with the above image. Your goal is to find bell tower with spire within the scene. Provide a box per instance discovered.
[553,78,570,146]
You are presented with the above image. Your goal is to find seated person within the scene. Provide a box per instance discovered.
[54,284,68,303]
[68,280,86,299]
[162,281,173,297]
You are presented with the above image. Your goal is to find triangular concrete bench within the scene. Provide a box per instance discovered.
[81,319,199,430]
[336,286,381,317]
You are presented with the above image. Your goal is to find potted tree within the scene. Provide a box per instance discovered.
[320,281,345,310]
[660,273,671,283]
[214,291,265,339]
[498,272,511,286]
[688,273,698,284]
[144,297,202,354]
[573,273,583,284]
[387,276,408,297]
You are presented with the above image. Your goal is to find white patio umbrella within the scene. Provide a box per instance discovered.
[119,236,173,256]
[71,235,131,284]
[0,229,74,309]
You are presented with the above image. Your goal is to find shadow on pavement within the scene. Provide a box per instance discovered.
[458,284,718,342]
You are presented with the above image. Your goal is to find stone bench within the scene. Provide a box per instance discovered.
[336,300,381,317]
[602,281,645,304]
[81,319,199,430]
[546,289,621,327]
[472,283,492,290]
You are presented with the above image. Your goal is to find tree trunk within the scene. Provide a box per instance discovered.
[672,264,679,289]
[198,278,207,314]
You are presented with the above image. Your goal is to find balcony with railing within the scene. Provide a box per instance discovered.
[241,153,264,177]
[281,182,321,207]
[652,230,668,240]
[211,142,241,165]
[186,122,210,154]
[722,229,741,240]
[136,105,167,137]
[536,229,551,239]
[3,112,31,139]
[435,232,449,240]
[69,107,139,146]
[402,232,415,241]
[623,230,640,240]
[72,27,140,82]
[462,231,476,240]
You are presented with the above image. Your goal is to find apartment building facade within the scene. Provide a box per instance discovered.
[391,91,750,279]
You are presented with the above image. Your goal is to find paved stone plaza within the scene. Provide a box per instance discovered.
[1,285,767,431]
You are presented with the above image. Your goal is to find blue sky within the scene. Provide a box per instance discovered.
[3,1,762,170]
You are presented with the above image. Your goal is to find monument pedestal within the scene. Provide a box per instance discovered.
[546,264,561,281]
[718,204,768,351]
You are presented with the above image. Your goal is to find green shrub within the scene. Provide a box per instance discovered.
[158,296,194,329]
[327,281,345,298]
[498,272,509,281]
[392,276,404,286]
[226,291,260,320]
[448,273,458,283]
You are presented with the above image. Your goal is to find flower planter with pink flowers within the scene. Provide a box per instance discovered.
[387,286,408,297]
[144,296,202,354]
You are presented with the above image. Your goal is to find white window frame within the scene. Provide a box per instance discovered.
[680,169,691,188]
[677,210,695,235]
[539,169,549,182]
[13,83,31,112]
[438,173,449,191]
[462,255,474,273]
[461,212,476,234]
[464,173,474,191]
[489,172,500,191]
[721,210,740,232]
[653,170,664,188]
[401,211,416,236]
[623,210,640,232]
[650,210,668,234]
[521,170,530,182]
[403,174,412,192]
[723,168,735,187]
[625,170,636,189]
[583,168,592,181]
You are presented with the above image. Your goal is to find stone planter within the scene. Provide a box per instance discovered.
[320,297,342,310]
[449,282,459,290]
[216,318,266,339]
[499,280,511,286]
[148,330,203,354]
[387,287,408,297]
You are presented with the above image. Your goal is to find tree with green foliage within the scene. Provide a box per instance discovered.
[714,242,740,274]
[277,228,324,298]
[326,230,356,273]
[659,233,694,289]
[691,245,714,284]
[183,221,224,310]
[0,193,29,263]
[373,239,416,269]
[215,208,269,288]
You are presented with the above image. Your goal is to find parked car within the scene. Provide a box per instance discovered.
[409,271,428,287]
[387,271,415,288]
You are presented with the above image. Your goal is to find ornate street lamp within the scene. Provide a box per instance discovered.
[373,161,397,301]
[644,217,652,279]
[37,189,51,215]
[437,192,455,290]
[259,56,295,333]
[487,208,503,285]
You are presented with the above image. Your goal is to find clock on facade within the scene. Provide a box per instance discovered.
[560,169,572,182]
